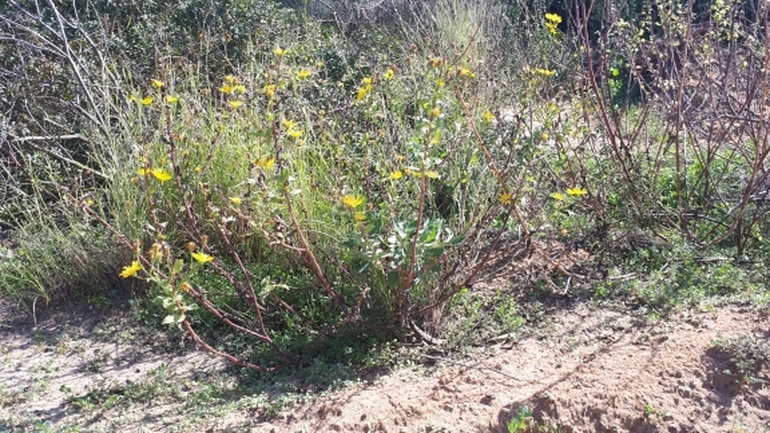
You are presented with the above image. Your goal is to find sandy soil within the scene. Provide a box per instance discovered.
[1,301,769,432]
[257,305,770,433]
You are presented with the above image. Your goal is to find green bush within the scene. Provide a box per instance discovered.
[3,0,770,371]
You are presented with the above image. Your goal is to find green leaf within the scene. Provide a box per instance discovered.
[387,271,400,289]
[423,246,445,261]
[172,259,184,274]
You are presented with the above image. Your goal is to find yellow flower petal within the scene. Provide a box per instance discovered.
[166,95,179,104]
[500,192,514,206]
[389,170,403,180]
[140,96,153,106]
[566,187,588,197]
[550,192,566,201]
[264,84,276,99]
[545,12,563,24]
[354,211,366,222]
[273,46,287,57]
[296,69,312,80]
[255,157,276,170]
[356,84,372,101]
[151,79,164,89]
[457,67,476,79]
[533,68,556,77]
[191,251,214,264]
[228,100,244,109]
[119,260,142,278]
[229,197,242,206]
[483,109,496,124]
[342,195,364,209]
[151,168,172,182]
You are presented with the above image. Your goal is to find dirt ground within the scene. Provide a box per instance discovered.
[1,301,769,432]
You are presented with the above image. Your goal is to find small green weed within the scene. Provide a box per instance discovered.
[643,404,664,422]
[507,406,533,432]
[506,406,569,433]
[711,334,769,385]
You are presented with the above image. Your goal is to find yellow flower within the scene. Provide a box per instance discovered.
[224,75,238,84]
[166,95,179,104]
[356,79,373,101]
[483,109,496,124]
[233,84,246,94]
[457,67,476,79]
[541,132,549,141]
[151,168,172,182]
[342,195,364,209]
[430,108,441,119]
[356,86,371,101]
[273,46,287,57]
[191,251,214,264]
[264,84,276,99]
[151,79,164,89]
[389,170,403,180]
[354,211,366,222]
[140,96,153,106]
[436,78,445,88]
[500,192,514,206]
[566,186,588,196]
[550,192,566,201]
[532,67,556,77]
[138,167,150,176]
[296,69,312,80]
[287,128,303,139]
[219,84,235,94]
[180,282,193,293]
[545,12,562,24]
[255,157,276,170]
[545,13,562,35]
[229,197,242,206]
[228,100,244,109]
[119,260,142,278]
[383,68,395,80]
[281,119,303,139]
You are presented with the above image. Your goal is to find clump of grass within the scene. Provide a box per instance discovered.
[0,221,129,316]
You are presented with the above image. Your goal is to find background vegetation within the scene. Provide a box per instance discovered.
[1,0,769,370]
